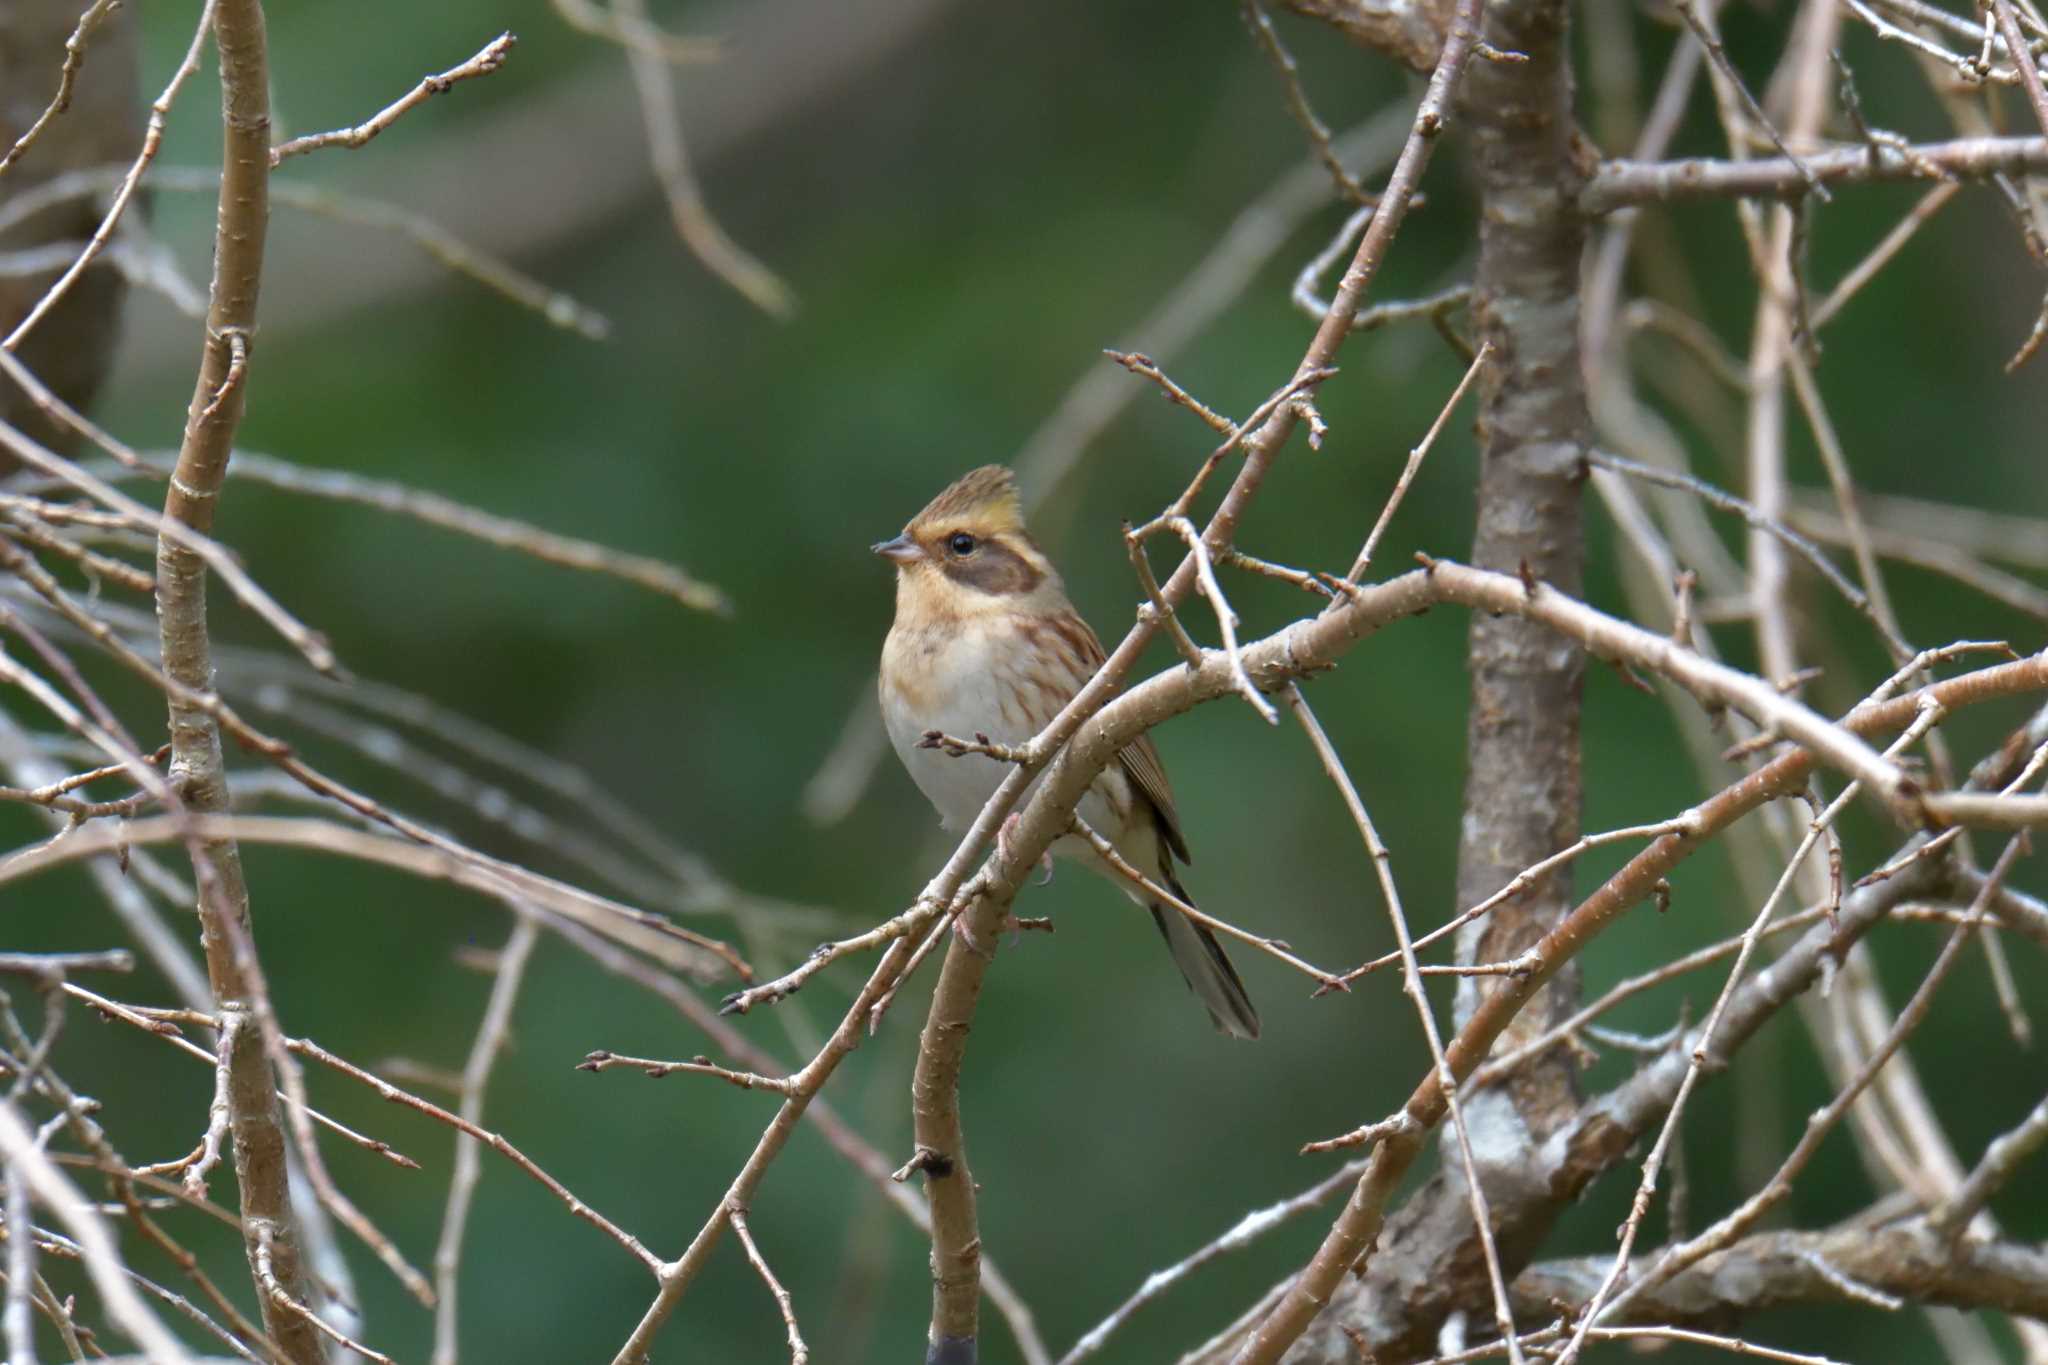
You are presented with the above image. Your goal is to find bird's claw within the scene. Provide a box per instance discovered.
[996,812,1056,886]
[951,906,1019,956]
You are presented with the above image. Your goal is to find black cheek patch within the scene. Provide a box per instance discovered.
[943,543,1045,596]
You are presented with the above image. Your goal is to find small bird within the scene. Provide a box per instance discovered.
[873,465,1260,1039]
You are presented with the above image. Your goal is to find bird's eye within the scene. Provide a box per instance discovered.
[947,532,978,557]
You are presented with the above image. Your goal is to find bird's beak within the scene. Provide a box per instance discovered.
[871,534,923,565]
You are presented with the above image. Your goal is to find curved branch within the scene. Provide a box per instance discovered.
[1028,621,2041,1362]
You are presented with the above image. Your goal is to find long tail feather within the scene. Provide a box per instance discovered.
[1152,869,1259,1040]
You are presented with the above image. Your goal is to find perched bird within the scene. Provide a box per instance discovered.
[873,465,1260,1039]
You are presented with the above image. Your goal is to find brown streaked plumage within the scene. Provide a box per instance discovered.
[873,464,1259,1039]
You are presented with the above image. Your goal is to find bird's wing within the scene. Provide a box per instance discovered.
[1120,731,1190,865]
[1055,607,1192,865]
[1056,618,1196,863]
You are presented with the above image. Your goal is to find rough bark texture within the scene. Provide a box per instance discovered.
[1343,11,1601,1322]
[155,5,322,1362]
[1175,740,1997,1362]
[1225,0,1596,1352]
[1514,1225,2048,1324]
[1448,0,1589,1137]
[0,0,140,455]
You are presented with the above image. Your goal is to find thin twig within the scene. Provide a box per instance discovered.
[1992,0,2048,132]
[1,2,216,353]
[726,1206,810,1364]
[1342,340,1490,582]
[284,1031,661,1271]
[271,33,516,164]
[1668,0,1827,197]
[1600,834,2030,1322]
[1056,1155,1371,1364]
[0,0,124,181]
[62,983,420,1170]
[1928,1089,2048,1236]
[719,901,935,1015]
[1587,450,1908,658]
[1129,514,1276,721]
[577,1049,797,1094]
[612,0,793,316]
[1811,183,1960,328]
[1283,683,1527,1363]
[549,0,721,62]
[0,950,133,979]
[1068,816,1344,988]
[1583,133,2048,211]
[0,1101,194,1364]
[431,917,539,1365]
[1103,350,1235,434]
[1125,527,1206,666]
[1547,700,1947,1365]
[1241,1,1373,203]
[217,451,729,614]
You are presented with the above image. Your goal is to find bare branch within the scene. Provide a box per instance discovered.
[727,1205,810,1365]
[578,1048,797,1095]
[613,0,793,317]
[287,1031,662,1272]
[432,917,539,1365]
[1058,1155,1372,1364]
[1929,1089,2048,1237]
[1991,0,2048,133]
[1340,339,1488,581]
[1602,834,2029,1323]
[1,1,214,353]
[1243,1,1375,203]
[1547,701,1947,1365]
[0,1101,194,1363]
[1667,0,1826,198]
[218,451,730,614]
[146,3,330,1352]
[1515,1222,2048,1327]
[0,0,123,181]
[548,0,721,63]
[0,949,133,978]
[1181,649,2046,1361]
[1284,682,1527,1362]
[271,33,516,164]
[1587,450,1910,656]
[1069,816,1346,987]
[1584,134,2048,212]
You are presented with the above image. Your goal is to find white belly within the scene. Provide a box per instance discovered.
[879,618,1124,848]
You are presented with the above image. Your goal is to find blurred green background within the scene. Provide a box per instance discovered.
[8,0,2046,1361]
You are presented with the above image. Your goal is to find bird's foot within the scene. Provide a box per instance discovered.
[995,812,1055,885]
[951,905,1020,956]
